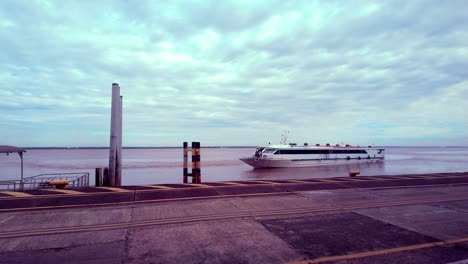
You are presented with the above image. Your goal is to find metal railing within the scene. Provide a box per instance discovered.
[0,172,90,191]
[0,180,21,191]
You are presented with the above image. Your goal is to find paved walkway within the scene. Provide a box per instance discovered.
[1,172,468,263]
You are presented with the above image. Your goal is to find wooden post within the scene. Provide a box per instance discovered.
[108,83,122,187]
[95,168,102,187]
[192,142,201,183]
[183,142,188,183]
[197,142,201,183]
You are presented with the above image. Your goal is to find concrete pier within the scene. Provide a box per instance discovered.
[1,172,468,263]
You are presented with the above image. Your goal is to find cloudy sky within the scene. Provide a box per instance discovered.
[1,0,467,147]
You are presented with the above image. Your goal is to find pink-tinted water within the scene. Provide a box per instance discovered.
[1,147,467,185]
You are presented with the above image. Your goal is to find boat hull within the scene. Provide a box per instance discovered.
[240,157,384,169]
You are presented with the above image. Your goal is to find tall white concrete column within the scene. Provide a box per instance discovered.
[116,95,123,186]
[108,83,122,186]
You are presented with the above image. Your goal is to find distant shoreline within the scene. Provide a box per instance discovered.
[23,146,257,150]
[20,146,468,150]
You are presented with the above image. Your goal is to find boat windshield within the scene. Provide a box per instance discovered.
[254,148,264,157]
[263,148,277,154]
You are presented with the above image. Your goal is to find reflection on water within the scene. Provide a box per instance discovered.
[242,161,386,180]
[385,154,413,160]
[0,147,467,185]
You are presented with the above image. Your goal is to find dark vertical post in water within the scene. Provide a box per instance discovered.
[196,142,201,183]
[192,142,201,183]
[108,83,122,186]
[95,168,102,187]
[103,167,109,186]
[183,142,189,183]
[19,152,24,191]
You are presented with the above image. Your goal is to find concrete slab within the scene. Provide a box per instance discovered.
[436,200,468,213]
[213,184,286,196]
[0,197,39,210]
[125,220,303,264]
[323,244,468,264]
[266,180,301,184]
[32,192,134,208]
[75,187,114,193]
[230,181,268,185]
[97,186,131,192]
[0,206,132,232]
[278,183,349,192]
[143,185,174,189]
[135,188,219,201]
[354,202,468,241]
[0,240,125,264]
[119,185,157,191]
[130,198,242,222]
[198,182,236,186]
[0,229,127,254]
[22,190,58,195]
[299,179,334,183]
[158,184,200,189]
[0,191,33,198]
[260,212,439,259]
[227,194,318,212]
[45,188,84,195]
[298,185,468,207]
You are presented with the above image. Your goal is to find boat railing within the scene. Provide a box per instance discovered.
[0,172,90,191]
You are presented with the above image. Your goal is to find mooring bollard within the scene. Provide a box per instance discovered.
[95,168,103,187]
[183,142,201,183]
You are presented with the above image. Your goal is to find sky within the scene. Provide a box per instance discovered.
[1,0,467,147]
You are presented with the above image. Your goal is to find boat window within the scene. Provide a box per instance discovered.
[275,149,369,155]
[277,149,323,154]
[337,149,367,154]
[263,148,277,154]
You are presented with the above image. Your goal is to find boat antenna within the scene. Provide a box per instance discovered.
[281,130,289,145]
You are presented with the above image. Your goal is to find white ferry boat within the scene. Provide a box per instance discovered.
[240,143,385,168]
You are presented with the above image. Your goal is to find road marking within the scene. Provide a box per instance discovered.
[316,179,340,182]
[185,184,211,187]
[0,191,33,197]
[0,216,14,224]
[1,194,468,239]
[45,189,84,195]
[286,180,316,184]
[219,181,244,185]
[141,185,174,190]
[96,187,131,193]
[289,237,468,264]
[248,180,274,184]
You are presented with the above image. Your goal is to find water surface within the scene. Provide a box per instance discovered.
[1,147,467,185]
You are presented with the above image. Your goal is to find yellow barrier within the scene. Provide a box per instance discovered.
[49,180,70,189]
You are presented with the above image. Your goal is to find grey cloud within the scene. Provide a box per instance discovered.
[1,0,468,146]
